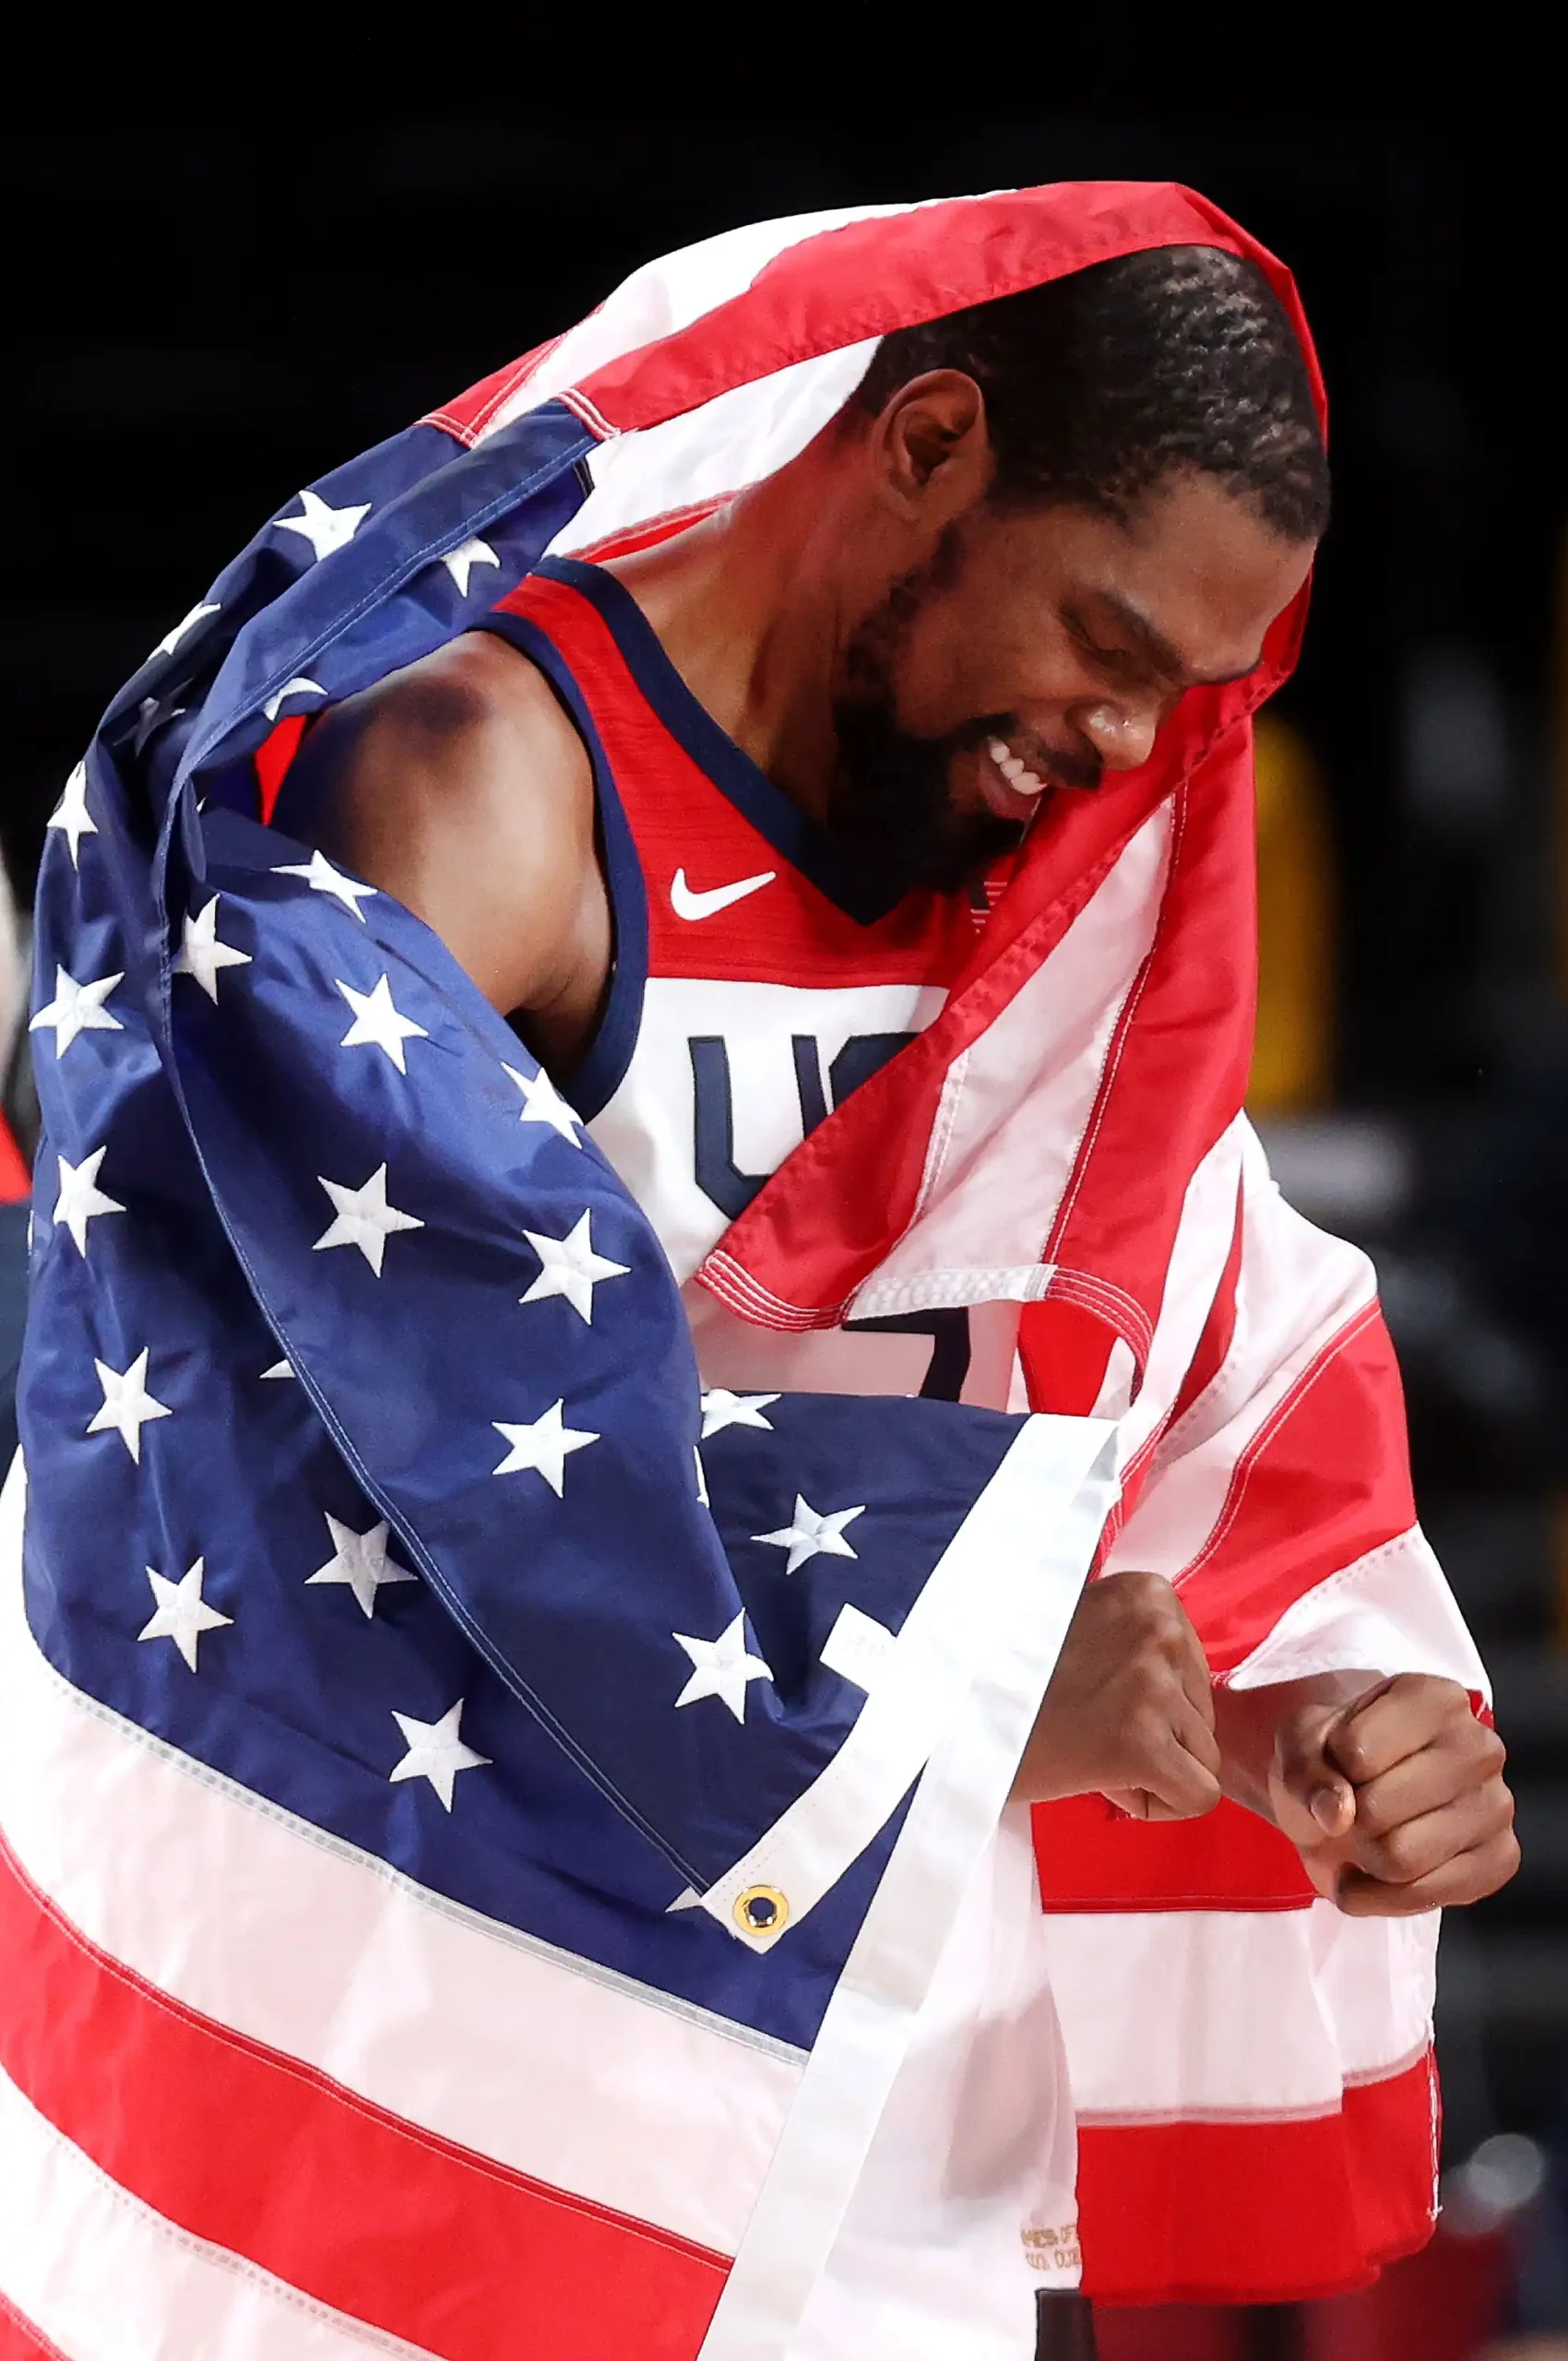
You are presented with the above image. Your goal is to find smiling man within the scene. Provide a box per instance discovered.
[288,250,1323,1053]
[5,189,1516,2361]
[273,241,1513,2350]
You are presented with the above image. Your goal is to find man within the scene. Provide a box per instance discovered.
[1,184,1515,2360]
[291,220,1515,2262]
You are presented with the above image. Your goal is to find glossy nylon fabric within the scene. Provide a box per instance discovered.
[24,180,1466,2317]
[420,184,1482,2308]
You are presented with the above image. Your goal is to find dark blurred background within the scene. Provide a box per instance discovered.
[5,90,1568,2359]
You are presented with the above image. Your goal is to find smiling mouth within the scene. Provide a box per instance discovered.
[980,735,1053,821]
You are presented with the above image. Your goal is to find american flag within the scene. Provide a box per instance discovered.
[0,198,1121,2359]
[2,180,1491,2352]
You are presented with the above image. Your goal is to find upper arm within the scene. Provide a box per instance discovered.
[285,631,597,1020]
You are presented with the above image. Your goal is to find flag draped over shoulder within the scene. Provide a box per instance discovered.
[3,179,1489,2358]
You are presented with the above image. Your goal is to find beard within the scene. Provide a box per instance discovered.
[826,693,1026,898]
[825,534,1028,900]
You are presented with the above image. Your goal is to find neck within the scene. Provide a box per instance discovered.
[601,434,863,824]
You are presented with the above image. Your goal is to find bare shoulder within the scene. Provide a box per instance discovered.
[291,629,600,1023]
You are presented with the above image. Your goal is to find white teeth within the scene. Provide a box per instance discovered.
[986,738,1049,799]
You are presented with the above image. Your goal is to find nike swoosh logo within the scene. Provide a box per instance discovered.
[670,866,778,921]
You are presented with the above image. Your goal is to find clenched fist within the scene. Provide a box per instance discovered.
[1255,1672,1519,1915]
[1014,1569,1222,1820]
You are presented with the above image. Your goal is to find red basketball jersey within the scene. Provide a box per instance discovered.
[482,559,1025,1406]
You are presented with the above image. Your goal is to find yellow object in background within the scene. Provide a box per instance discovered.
[1248,712,1336,1117]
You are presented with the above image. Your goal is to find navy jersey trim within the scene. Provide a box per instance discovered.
[533,556,903,929]
[473,610,648,1124]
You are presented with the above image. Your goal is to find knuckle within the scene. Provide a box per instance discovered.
[1353,1786,1394,1840]
[1127,1703,1171,1761]
[1124,1570,1177,1621]
[1137,1662,1182,1715]
[1377,1825,1422,1881]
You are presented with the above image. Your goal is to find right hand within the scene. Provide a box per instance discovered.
[1013,1569,1222,1820]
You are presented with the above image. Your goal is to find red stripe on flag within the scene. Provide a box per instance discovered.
[1033,1796,1314,1913]
[1017,1299,1123,1417]
[422,336,566,445]
[253,712,310,825]
[574,185,1324,440]
[0,1120,28,1206]
[1165,1180,1245,1431]
[0,2294,69,2361]
[1078,2049,1439,2307]
[0,1830,728,2361]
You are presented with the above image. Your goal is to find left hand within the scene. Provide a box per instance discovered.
[1268,1673,1519,1915]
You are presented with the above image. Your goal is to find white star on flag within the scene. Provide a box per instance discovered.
[137,1557,232,1671]
[503,1062,583,1144]
[88,1348,172,1462]
[388,1700,490,1810]
[271,848,377,919]
[173,898,252,1002]
[700,1389,780,1439]
[314,1166,423,1275]
[307,1513,417,1619]
[30,966,125,1057]
[519,1210,629,1324]
[153,600,220,659]
[753,1493,866,1574]
[336,975,429,1073]
[441,537,501,595]
[672,1612,774,1723]
[275,487,372,562]
[47,764,96,868]
[261,1357,294,1379]
[262,675,327,724]
[53,1147,125,1255]
[492,1399,600,1496]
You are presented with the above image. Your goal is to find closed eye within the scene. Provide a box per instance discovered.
[1068,620,1148,682]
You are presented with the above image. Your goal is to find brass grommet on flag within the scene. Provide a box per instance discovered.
[734,1884,789,1938]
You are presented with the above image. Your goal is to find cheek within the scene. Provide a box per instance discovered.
[896,592,1092,733]
[888,609,992,737]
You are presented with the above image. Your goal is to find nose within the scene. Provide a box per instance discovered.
[1070,699,1161,774]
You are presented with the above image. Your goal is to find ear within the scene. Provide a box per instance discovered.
[873,370,992,524]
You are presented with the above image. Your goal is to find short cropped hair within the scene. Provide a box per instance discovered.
[854,244,1329,540]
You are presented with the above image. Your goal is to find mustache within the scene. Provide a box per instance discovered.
[956,713,1103,793]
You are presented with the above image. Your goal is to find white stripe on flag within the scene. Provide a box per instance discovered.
[1039,1904,1438,2125]
[1227,1525,1490,1697]
[484,203,919,445]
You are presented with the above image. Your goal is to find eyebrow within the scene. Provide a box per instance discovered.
[1092,589,1262,690]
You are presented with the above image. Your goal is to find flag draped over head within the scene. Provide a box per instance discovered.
[4,180,1487,2359]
